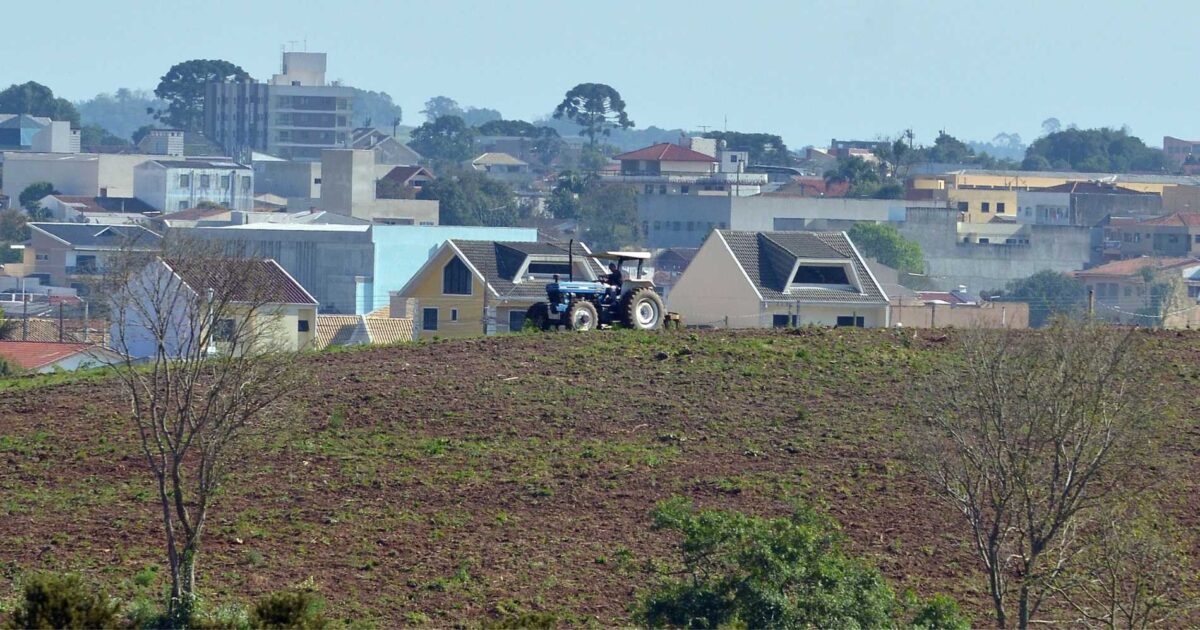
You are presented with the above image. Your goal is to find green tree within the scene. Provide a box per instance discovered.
[553,83,633,146]
[19,182,58,214]
[0,81,80,124]
[478,119,542,137]
[79,124,131,151]
[1024,127,1166,173]
[546,170,591,219]
[408,115,478,164]
[579,182,639,250]
[376,177,416,200]
[351,88,403,129]
[1000,269,1086,327]
[824,156,902,197]
[847,222,925,277]
[703,131,792,166]
[417,168,518,226]
[0,304,16,343]
[75,88,162,139]
[0,208,29,264]
[3,573,119,629]
[636,498,900,629]
[926,132,974,163]
[420,95,464,122]
[153,59,250,131]
[250,590,330,629]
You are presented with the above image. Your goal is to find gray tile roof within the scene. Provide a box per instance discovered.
[449,240,606,300]
[31,223,161,249]
[718,230,887,304]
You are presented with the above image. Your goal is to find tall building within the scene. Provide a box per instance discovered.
[205,52,354,162]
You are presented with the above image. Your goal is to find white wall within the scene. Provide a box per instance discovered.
[667,232,763,327]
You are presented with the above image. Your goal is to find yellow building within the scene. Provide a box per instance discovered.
[395,240,605,339]
[947,188,1020,223]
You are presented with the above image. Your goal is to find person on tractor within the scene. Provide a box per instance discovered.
[606,262,624,287]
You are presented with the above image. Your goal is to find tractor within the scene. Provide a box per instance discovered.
[525,244,666,332]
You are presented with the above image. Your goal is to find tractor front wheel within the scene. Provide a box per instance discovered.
[525,303,550,331]
[624,288,665,331]
[567,301,598,332]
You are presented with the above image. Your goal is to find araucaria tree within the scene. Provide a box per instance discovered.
[553,83,633,146]
[920,322,1157,628]
[153,59,250,131]
[103,238,310,622]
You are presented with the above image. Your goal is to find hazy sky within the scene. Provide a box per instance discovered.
[3,0,1196,148]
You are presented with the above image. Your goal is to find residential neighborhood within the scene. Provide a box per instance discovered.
[0,3,1198,628]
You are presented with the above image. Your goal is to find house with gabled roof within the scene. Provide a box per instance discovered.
[394,240,605,339]
[9,222,162,289]
[667,230,890,328]
[607,142,765,196]
[0,341,120,373]
[314,308,415,349]
[111,257,319,359]
[1073,256,1200,328]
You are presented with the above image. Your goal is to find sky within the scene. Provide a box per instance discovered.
[3,0,1198,149]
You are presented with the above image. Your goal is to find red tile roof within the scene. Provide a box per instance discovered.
[380,165,434,185]
[1137,212,1200,227]
[1075,257,1200,278]
[163,259,317,305]
[0,341,100,371]
[613,143,716,163]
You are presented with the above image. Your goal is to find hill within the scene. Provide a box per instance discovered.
[0,329,1197,626]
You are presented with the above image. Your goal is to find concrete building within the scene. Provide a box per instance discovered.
[133,159,254,212]
[1103,212,1200,259]
[182,223,537,314]
[667,230,890,329]
[1164,136,1200,168]
[1,152,165,206]
[253,157,322,199]
[136,129,185,157]
[0,114,79,153]
[608,142,766,197]
[320,149,438,223]
[205,52,354,161]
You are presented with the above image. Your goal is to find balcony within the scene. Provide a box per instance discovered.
[66,265,102,276]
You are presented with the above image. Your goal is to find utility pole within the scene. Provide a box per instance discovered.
[1088,288,1095,319]
[83,299,90,343]
[58,302,64,342]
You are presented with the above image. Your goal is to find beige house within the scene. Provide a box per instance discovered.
[1074,257,1200,328]
[112,258,318,359]
[8,223,162,290]
[394,240,604,340]
[668,230,890,328]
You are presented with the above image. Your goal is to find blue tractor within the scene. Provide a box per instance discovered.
[525,245,666,332]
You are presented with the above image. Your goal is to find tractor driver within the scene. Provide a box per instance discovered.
[606,262,624,287]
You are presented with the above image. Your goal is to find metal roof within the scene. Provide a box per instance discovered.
[717,230,888,304]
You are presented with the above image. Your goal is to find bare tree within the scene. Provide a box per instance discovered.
[919,322,1158,629]
[1056,499,1197,629]
[103,237,310,622]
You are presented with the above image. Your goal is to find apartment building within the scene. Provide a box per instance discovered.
[205,52,354,162]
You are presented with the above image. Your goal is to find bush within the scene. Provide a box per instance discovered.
[636,498,898,629]
[909,594,970,629]
[4,573,119,629]
[249,590,328,629]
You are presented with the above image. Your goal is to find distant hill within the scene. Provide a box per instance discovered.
[75,88,163,140]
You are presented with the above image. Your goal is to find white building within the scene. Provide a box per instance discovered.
[133,159,254,212]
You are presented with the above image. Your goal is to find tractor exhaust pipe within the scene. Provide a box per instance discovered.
[568,239,574,282]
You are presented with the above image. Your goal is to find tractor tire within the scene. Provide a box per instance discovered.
[624,288,665,331]
[525,303,550,331]
[567,300,598,332]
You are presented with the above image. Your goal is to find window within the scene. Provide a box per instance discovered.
[422,308,438,331]
[526,261,571,276]
[242,176,252,192]
[214,318,235,341]
[729,154,740,163]
[508,310,525,332]
[35,253,48,261]
[835,316,865,328]
[978,238,990,244]
[793,265,850,285]
[314,178,322,185]
[659,185,667,194]
[298,319,310,332]
[644,184,654,194]
[672,221,681,231]
[1194,235,1200,244]
[442,257,471,295]
[178,200,188,210]
[686,221,695,231]
[200,175,211,189]
[957,202,968,212]
[179,174,190,188]
[772,314,790,328]
[450,309,459,322]
[1169,235,1179,243]
[653,221,661,231]
[220,175,230,189]
[680,185,690,194]
[981,202,990,213]
[996,202,1006,213]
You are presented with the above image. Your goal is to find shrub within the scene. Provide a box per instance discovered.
[4,573,119,629]
[909,594,970,630]
[249,590,328,629]
[636,497,897,629]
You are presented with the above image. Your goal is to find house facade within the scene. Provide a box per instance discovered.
[1073,257,1200,328]
[667,230,890,328]
[1104,212,1200,259]
[395,240,605,340]
[9,223,162,289]
[608,142,766,197]
[112,258,318,360]
[133,159,254,212]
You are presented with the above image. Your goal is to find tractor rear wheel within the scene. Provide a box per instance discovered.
[567,300,598,332]
[525,303,550,331]
[624,288,665,331]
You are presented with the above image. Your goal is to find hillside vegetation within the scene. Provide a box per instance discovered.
[0,329,1196,626]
